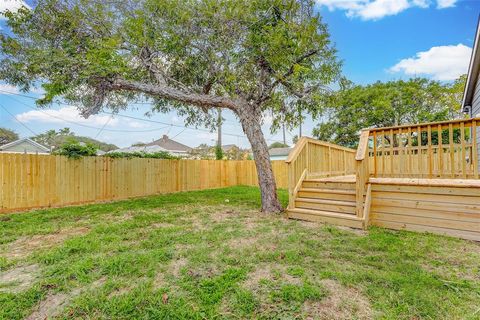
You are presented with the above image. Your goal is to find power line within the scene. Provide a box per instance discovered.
[101,111,281,143]
[94,114,113,138]
[1,94,173,133]
[170,127,187,139]
[0,88,284,143]
[0,103,37,136]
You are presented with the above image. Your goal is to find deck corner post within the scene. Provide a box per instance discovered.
[355,130,370,217]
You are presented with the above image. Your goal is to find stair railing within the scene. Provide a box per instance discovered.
[355,130,370,217]
[285,137,309,209]
[285,137,357,209]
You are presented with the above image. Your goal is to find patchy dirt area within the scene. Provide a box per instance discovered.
[226,236,258,249]
[0,264,40,293]
[2,227,90,260]
[243,264,302,290]
[302,279,373,320]
[108,285,133,298]
[26,277,106,320]
[170,257,188,278]
[153,271,166,290]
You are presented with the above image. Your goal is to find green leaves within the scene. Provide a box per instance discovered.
[0,128,19,145]
[53,138,98,158]
[312,76,466,148]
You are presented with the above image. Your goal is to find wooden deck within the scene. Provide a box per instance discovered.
[286,120,480,242]
[287,174,480,241]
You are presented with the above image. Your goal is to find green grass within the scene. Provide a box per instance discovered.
[0,186,479,319]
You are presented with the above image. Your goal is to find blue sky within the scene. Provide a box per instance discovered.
[0,0,479,149]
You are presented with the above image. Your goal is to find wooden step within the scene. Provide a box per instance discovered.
[302,180,356,190]
[297,188,356,201]
[287,208,364,229]
[295,197,356,214]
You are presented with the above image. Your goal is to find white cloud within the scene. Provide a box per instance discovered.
[197,132,217,141]
[17,106,119,127]
[0,0,30,19]
[316,0,457,20]
[0,83,46,96]
[389,44,471,81]
[0,83,20,94]
[354,0,410,20]
[16,106,150,130]
[437,0,457,9]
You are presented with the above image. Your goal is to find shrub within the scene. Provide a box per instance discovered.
[53,138,98,158]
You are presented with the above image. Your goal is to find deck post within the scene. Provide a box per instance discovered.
[355,130,370,217]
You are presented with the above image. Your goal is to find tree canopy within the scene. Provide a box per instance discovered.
[269,142,289,149]
[0,127,18,145]
[1,0,339,126]
[0,0,340,212]
[312,76,467,148]
[32,127,118,151]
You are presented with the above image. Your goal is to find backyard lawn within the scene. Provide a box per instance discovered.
[0,186,479,319]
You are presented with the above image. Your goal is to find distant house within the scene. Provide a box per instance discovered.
[146,135,192,157]
[462,18,480,168]
[268,147,292,160]
[0,138,50,154]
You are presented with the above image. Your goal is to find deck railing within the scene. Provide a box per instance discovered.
[367,118,479,179]
[285,137,356,208]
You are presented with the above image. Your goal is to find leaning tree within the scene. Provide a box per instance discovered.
[0,0,340,213]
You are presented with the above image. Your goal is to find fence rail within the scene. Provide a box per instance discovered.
[0,154,287,213]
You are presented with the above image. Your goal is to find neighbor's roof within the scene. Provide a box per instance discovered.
[462,17,480,112]
[268,147,292,157]
[108,145,168,154]
[222,144,238,152]
[146,135,192,153]
[0,138,50,152]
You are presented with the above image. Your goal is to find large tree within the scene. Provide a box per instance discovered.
[0,0,340,212]
[313,77,466,148]
[0,127,18,145]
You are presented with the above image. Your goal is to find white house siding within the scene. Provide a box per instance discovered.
[269,155,288,161]
[472,76,480,170]
[1,141,49,154]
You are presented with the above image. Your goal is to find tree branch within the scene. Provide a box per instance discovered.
[139,46,167,85]
[110,78,239,111]
[257,49,319,103]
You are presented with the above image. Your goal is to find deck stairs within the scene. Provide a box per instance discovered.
[287,175,365,229]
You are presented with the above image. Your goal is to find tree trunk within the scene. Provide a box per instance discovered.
[237,106,283,213]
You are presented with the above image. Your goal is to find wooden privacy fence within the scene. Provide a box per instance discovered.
[0,154,287,213]
[367,118,480,179]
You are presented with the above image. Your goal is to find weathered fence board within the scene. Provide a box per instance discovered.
[0,154,288,213]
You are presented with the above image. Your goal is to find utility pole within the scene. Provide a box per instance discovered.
[216,108,223,160]
[298,105,302,138]
[282,122,286,146]
[217,108,222,148]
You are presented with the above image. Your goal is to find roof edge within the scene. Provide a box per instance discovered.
[462,15,480,113]
[0,138,50,152]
